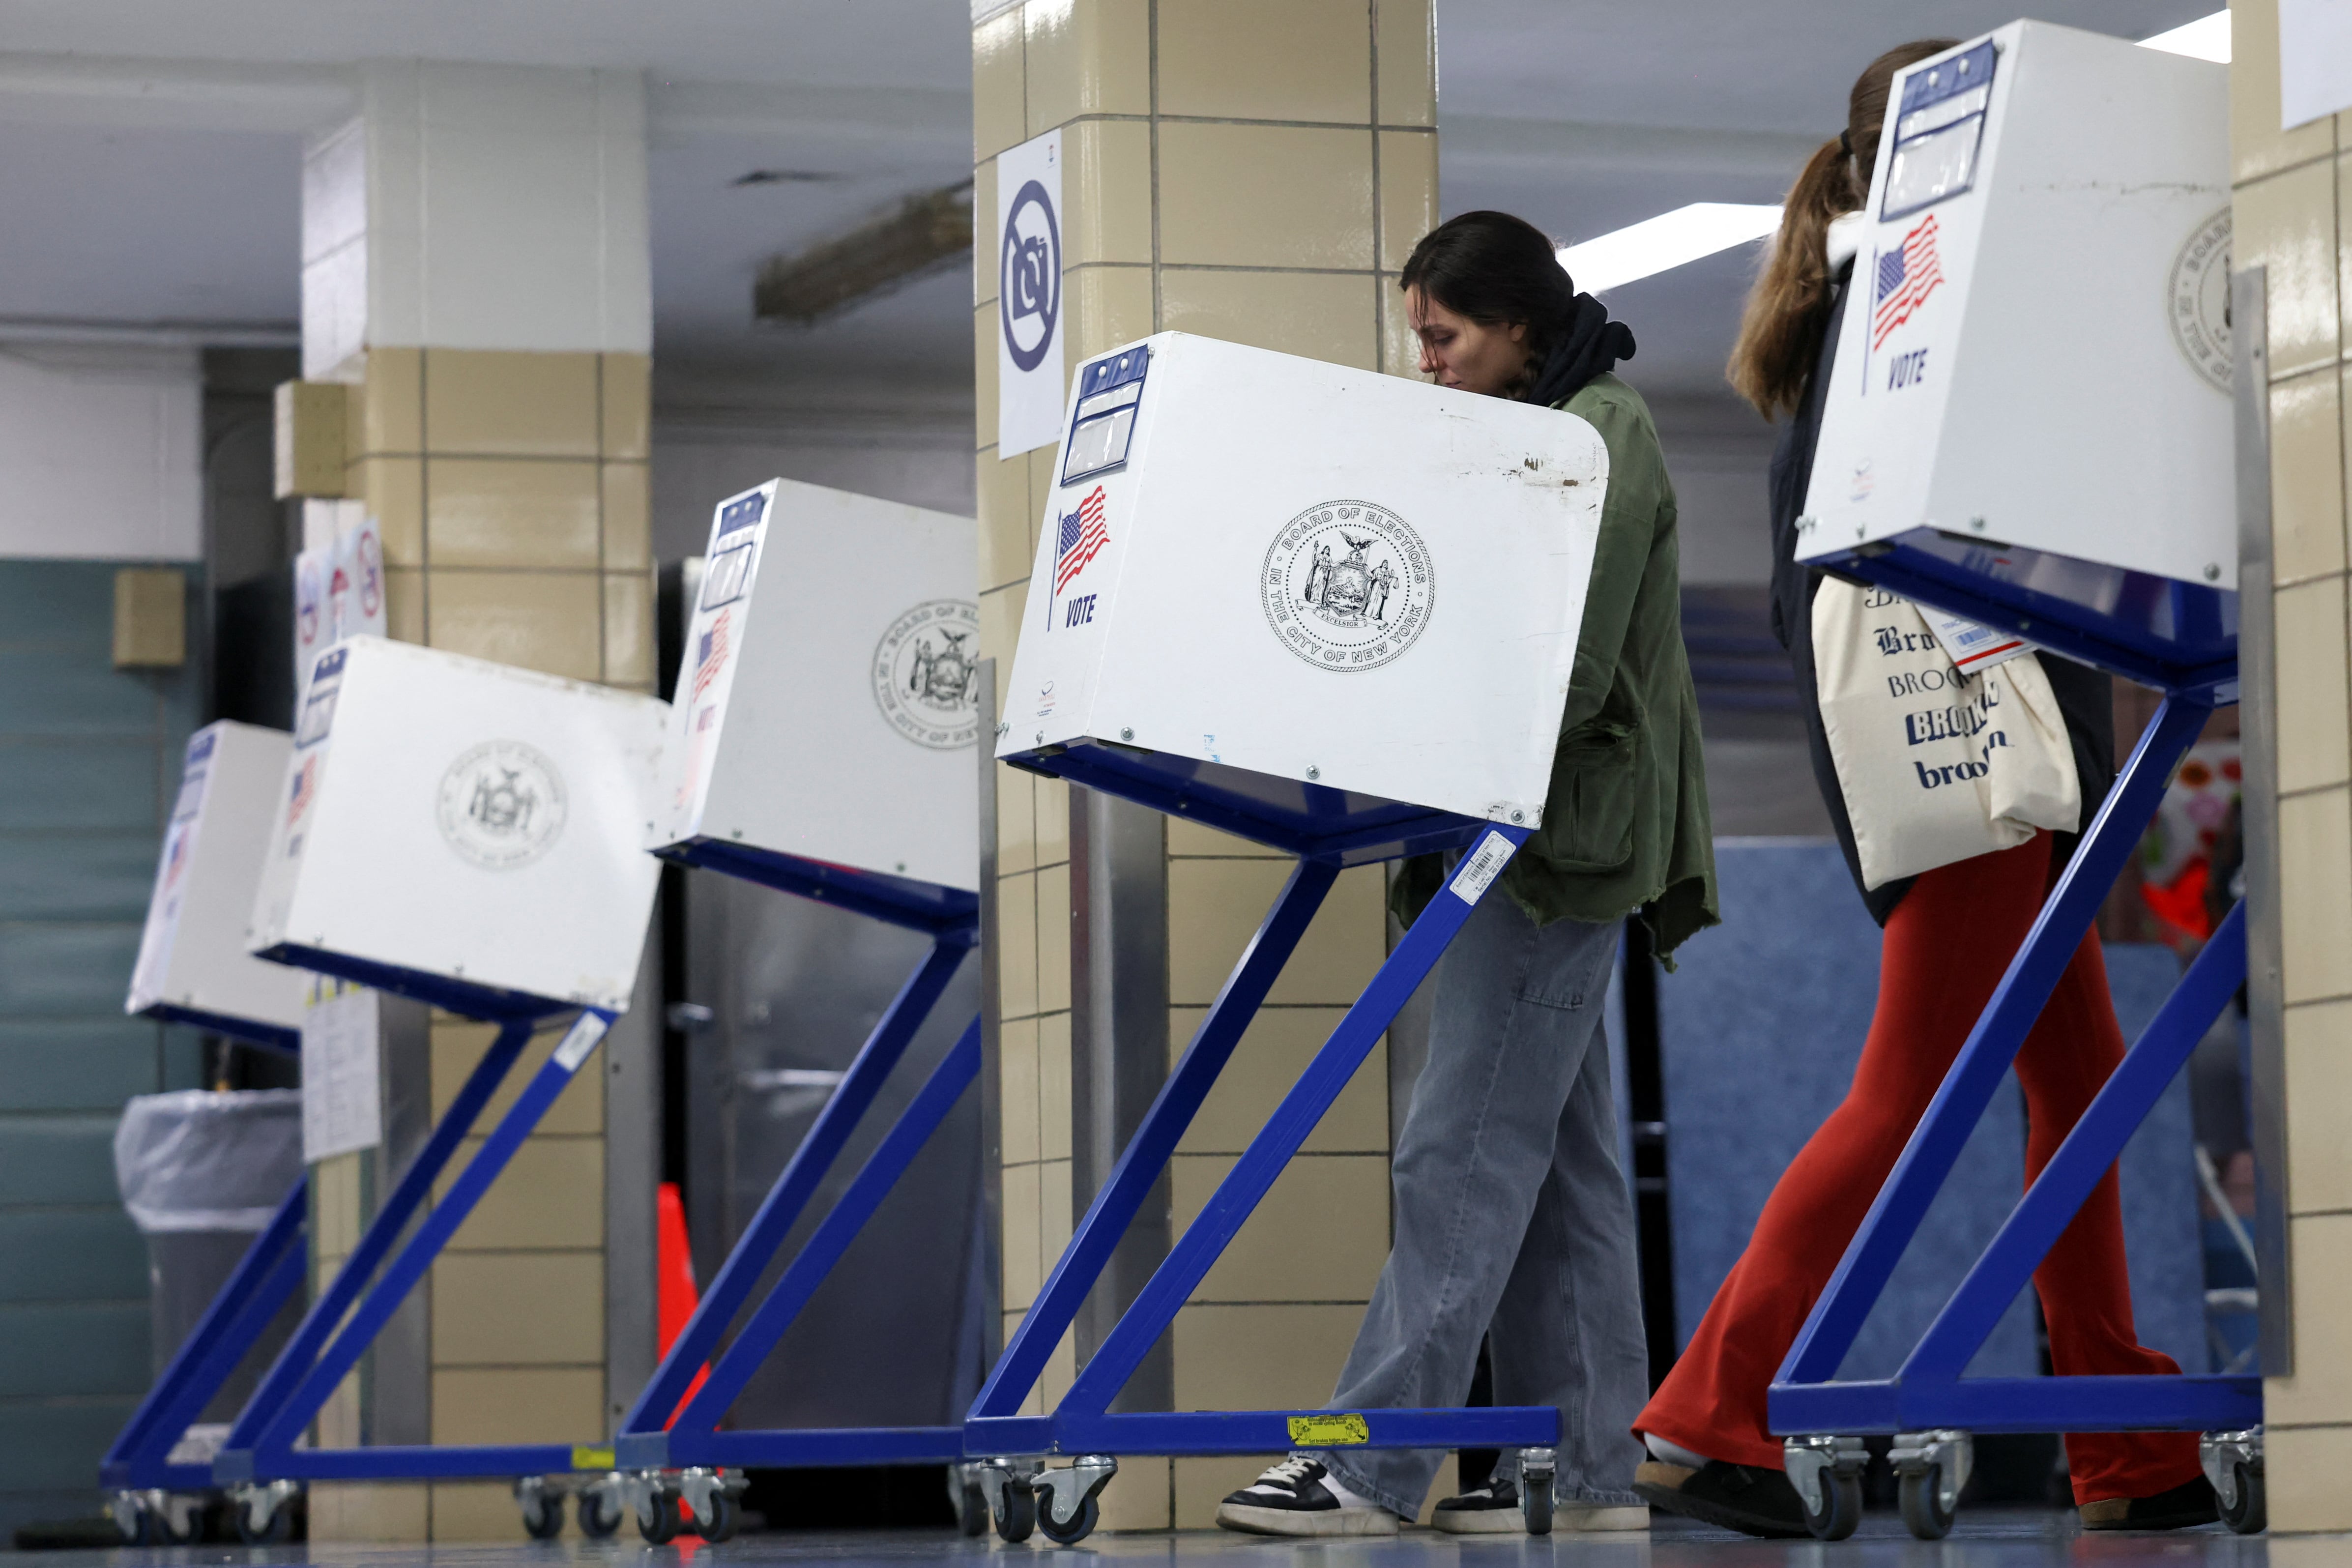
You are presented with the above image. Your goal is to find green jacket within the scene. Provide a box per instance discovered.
[1394,374,1719,958]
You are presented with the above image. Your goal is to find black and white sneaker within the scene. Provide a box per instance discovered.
[1216,1456,1397,1537]
[1433,1480,1650,1534]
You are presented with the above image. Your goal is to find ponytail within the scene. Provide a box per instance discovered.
[1726,137,1857,418]
[1725,38,1960,420]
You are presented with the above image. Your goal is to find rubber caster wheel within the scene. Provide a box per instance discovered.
[956,1480,989,1538]
[1521,1472,1554,1537]
[112,1501,155,1546]
[638,1485,683,1545]
[156,1498,203,1546]
[1900,1467,1956,1540]
[2220,1464,2266,1535]
[237,1503,295,1546]
[520,1484,566,1540]
[1038,1493,1099,1546]
[578,1489,624,1539]
[697,1492,739,1543]
[993,1482,1036,1544]
[1799,1471,1862,1541]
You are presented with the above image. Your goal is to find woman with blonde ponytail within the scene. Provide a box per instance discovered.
[1627,41,2217,1539]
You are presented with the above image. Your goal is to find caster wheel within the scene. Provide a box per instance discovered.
[638,1485,683,1545]
[1038,1493,1099,1546]
[993,1481,1037,1544]
[156,1497,203,1546]
[578,1488,624,1539]
[520,1487,565,1540]
[1801,1472,1863,1542]
[956,1480,989,1538]
[113,1500,154,1547]
[237,1503,294,1547]
[1900,1466,1956,1540]
[697,1492,739,1543]
[2220,1464,2266,1535]
[1521,1471,1554,1537]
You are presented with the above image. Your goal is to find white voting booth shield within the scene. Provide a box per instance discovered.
[994,331,1608,859]
[652,477,979,922]
[1796,22,2234,691]
[249,638,667,1015]
[126,721,307,1048]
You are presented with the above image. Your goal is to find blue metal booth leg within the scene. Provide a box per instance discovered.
[1768,694,2264,1525]
[965,824,1560,1481]
[214,1008,615,1498]
[103,1176,309,1507]
[611,925,985,1488]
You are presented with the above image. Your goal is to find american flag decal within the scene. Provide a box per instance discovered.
[692,608,732,700]
[1872,215,1945,349]
[1055,486,1110,594]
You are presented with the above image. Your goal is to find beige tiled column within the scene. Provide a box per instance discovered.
[296,61,652,1543]
[972,0,1440,1529]
[2230,0,2352,1535]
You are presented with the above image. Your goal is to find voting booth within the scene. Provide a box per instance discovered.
[1771,26,2261,1541]
[251,638,666,1014]
[108,724,312,1538]
[611,479,985,1542]
[211,639,667,1540]
[1797,19,2234,695]
[128,722,308,1050]
[965,332,1607,1543]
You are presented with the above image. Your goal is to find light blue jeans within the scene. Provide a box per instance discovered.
[1313,889,1648,1516]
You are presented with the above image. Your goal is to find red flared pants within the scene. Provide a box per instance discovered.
[1634,832,2205,1505]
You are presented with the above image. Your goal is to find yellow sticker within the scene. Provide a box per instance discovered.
[571,1446,616,1471]
[1286,1414,1370,1446]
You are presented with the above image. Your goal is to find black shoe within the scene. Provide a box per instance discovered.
[1433,1480,1650,1534]
[1216,1456,1397,1538]
[2079,1475,2220,1531]
[1633,1458,1810,1539]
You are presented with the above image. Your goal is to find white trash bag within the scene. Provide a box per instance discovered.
[113,1089,304,1235]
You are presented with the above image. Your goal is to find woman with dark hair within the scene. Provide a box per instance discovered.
[1215,210,1715,1539]
[1629,41,2215,1539]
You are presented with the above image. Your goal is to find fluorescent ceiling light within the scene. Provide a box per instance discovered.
[2140,9,2230,61]
[1557,202,1783,293]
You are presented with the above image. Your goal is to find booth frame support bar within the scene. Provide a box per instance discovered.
[966,822,1563,1460]
[1770,692,2264,1439]
[215,1006,615,1485]
[614,913,982,1474]
[103,1177,309,1491]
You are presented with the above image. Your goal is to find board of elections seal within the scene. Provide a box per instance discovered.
[874,599,982,750]
[436,740,567,871]
[1261,501,1433,671]
[2167,206,2232,394]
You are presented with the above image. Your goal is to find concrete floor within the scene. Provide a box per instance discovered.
[15,1513,2304,1568]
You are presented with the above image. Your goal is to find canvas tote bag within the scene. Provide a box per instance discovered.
[1813,579,2081,889]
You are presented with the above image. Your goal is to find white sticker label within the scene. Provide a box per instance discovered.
[1921,608,2032,675]
[1448,831,1514,906]
[553,1012,611,1072]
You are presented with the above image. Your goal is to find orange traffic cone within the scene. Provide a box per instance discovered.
[657,1182,713,1427]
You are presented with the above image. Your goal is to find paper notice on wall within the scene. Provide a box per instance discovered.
[995,128,1065,458]
[300,976,381,1163]
[294,519,387,701]
[2281,0,2352,129]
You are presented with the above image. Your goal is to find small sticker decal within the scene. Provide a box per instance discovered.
[571,1445,616,1472]
[1449,832,1514,905]
[1286,1414,1370,1446]
[553,1013,610,1072]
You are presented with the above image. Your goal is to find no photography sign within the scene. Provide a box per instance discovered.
[996,128,1064,458]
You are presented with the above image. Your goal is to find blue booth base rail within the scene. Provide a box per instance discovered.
[1771,1374,2263,1436]
[964,1407,1560,1458]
